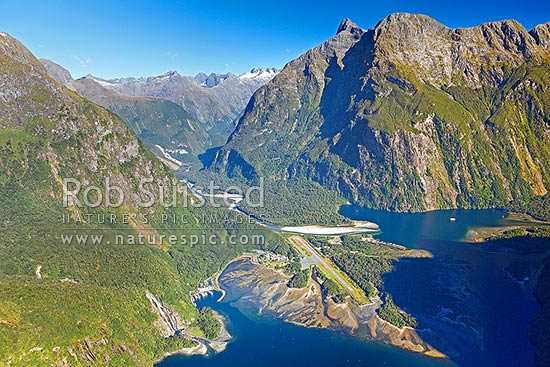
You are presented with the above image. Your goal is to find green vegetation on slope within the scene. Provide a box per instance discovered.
[70,78,210,166]
[506,194,550,222]
[0,121,197,365]
[288,268,311,289]
[238,178,349,226]
[378,294,418,329]
[0,33,285,366]
[193,307,221,340]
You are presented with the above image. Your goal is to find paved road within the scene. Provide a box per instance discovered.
[289,235,355,293]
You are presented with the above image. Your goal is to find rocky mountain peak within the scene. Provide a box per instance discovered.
[158,70,182,79]
[40,58,73,85]
[239,68,278,83]
[530,22,550,51]
[477,19,540,57]
[377,12,441,26]
[336,18,363,34]
[249,67,278,74]
[368,13,547,87]
[373,13,448,40]
[194,72,209,84]
[80,74,106,83]
[205,72,237,87]
[0,34,67,128]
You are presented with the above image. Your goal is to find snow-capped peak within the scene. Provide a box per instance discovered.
[239,68,278,82]
[155,70,181,80]
[80,75,119,89]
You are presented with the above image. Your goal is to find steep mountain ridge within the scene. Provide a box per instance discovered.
[530,22,550,50]
[209,14,550,213]
[0,32,275,366]
[371,14,546,87]
[40,58,73,85]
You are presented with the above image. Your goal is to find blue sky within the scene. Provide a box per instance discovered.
[0,0,548,79]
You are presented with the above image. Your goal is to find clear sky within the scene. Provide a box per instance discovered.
[0,0,548,79]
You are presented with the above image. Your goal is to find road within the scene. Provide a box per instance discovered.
[289,235,355,293]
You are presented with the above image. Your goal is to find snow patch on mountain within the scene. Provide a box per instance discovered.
[166,148,189,155]
[239,68,278,82]
[155,144,183,167]
[93,78,118,88]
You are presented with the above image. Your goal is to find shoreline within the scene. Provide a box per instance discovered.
[218,257,448,359]
[464,212,550,243]
[279,221,380,235]
[232,205,380,236]
[159,296,233,361]
[184,182,382,236]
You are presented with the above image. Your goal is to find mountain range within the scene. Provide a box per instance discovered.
[208,14,550,215]
[40,59,277,169]
[84,68,277,138]
[3,12,550,366]
[75,67,277,146]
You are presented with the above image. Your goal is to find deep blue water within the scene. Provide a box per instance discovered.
[158,208,545,367]
[339,207,543,367]
[157,291,451,367]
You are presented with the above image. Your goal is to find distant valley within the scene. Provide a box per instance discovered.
[41,58,277,170]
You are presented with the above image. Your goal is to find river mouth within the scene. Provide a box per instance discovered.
[158,208,547,367]
[185,182,382,236]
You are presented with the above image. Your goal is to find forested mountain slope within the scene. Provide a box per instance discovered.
[209,14,550,214]
[0,31,280,366]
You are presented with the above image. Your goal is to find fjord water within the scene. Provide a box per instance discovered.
[158,291,450,367]
[339,207,541,367]
[158,208,542,367]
